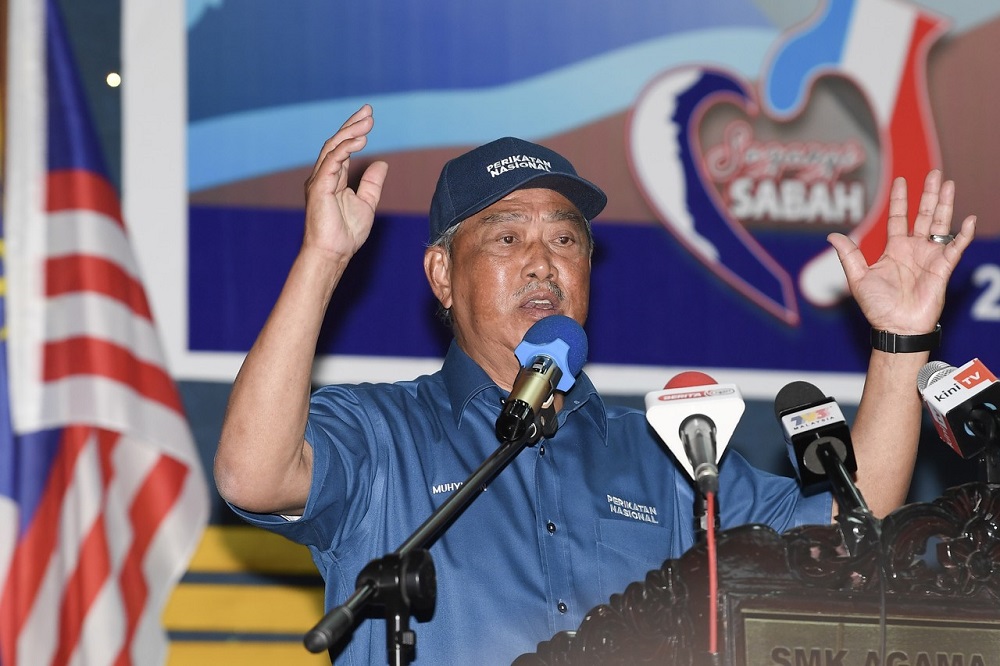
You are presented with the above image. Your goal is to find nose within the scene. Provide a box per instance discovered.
[523,239,556,282]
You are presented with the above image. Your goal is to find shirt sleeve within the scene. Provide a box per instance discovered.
[227,385,386,551]
[717,449,833,531]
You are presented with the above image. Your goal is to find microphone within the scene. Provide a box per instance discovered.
[645,371,745,494]
[774,381,858,489]
[917,358,1000,460]
[495,315,588,444]
[774,381,874,554]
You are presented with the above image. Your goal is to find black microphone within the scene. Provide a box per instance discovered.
[495,315,588,444]
[917,358,1000,460]
[774,381,858,489]
[775,381,875,553]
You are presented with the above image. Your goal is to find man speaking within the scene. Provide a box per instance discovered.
[214,104,976,664]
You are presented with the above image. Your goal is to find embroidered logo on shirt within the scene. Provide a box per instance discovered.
[606,494,659,524]
[432,481,465,495]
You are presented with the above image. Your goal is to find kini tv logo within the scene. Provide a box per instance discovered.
[954,361,995,391]
[921,358,999,458]
[929,359,997,404]
[628,0,946,325]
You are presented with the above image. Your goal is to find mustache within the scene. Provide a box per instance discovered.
[514,280,565,302]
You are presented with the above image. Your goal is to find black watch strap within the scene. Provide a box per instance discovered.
[870,323,941,353]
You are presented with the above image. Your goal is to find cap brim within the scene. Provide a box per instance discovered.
[440,172,607,241]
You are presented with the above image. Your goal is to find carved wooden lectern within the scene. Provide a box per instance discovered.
[515,483,1000,666]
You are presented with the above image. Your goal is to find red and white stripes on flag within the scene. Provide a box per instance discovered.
[0,1,209,664]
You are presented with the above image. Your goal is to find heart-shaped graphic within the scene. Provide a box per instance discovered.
[626,0,946,324]
[628,66,803,325]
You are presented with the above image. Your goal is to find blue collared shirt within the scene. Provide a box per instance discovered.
[232,342,831,664]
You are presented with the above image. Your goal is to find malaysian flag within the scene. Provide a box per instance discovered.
[0,1,209,664]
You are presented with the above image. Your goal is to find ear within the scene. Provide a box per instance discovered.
[424,246,453,309]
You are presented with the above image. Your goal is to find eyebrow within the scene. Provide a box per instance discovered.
[479,208,587,227]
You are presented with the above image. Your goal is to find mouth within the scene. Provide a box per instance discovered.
[522,297,557,310]
[519,284,563,312]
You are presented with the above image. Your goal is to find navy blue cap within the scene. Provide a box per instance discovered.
[428,137,607,243]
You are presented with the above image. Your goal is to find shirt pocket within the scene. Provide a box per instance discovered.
[595,517,672,601]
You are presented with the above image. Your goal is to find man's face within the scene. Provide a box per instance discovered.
[425,187,592,385]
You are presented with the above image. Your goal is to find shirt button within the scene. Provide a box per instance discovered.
[539,444,546,456]
[557,601,568,614]
[546,521,557,534]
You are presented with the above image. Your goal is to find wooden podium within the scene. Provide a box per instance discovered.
[515,483,1000,666]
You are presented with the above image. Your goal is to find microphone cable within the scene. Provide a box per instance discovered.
[705,490,719,657]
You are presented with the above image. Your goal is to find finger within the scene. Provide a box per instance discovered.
[827,232,868,286]
[306,138,362,199]
[310,130,371,196]
[335,155,352,193]
[886,176,910,238]
[304,139,363,205]
[341,103,373,129]
[943,214,977,262]
[925,179,956,236]
[318,123,371,173]
[310,107,375,180]
[355,161,389,211]
[315,106,373,163]
[910,169,942,237]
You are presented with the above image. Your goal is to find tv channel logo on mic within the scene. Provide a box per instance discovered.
[654,386,738,402]
[782,403,846,434]
[920,358,998,456]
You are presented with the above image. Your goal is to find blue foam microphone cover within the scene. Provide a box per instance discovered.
[514,315,588,392]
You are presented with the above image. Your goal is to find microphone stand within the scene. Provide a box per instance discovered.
[968,409,1000,485]
[303,401,559,666]
[813,440,880,557]
[981,446,1000,485]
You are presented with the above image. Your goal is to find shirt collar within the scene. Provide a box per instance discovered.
[441,340,608,442]
[442,340,500,428]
